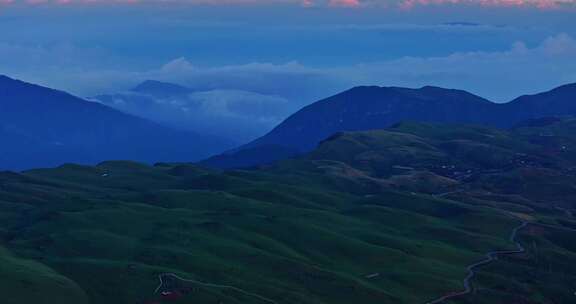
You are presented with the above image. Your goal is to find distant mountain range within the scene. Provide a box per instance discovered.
[3,74,575,171]
[93,80,296,144]
[202,83,576,168]
[0,76,230,170]
[92,80,197,128]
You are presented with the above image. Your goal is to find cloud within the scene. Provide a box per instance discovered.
[6,34,576,103]
[137,33,576,102]
[335,33,576,101]
[291,22,525,33]
[95,88,295,142]
[89,60,332,142]
[2,0,576,9]
[153,59,337,99]
[4,34,576,142]
[329,0,361,7]
[397,0,574,10]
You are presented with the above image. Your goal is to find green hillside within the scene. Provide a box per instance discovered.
[1,119,576,304]
[0,246,88,304]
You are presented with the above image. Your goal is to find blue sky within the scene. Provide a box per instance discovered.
[1,1,576,140]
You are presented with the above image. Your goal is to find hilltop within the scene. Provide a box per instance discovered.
[203,83,576,168]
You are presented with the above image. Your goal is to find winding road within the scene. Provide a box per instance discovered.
[152,221,531,304]
[425,221,528,304]
[154,272,278,304]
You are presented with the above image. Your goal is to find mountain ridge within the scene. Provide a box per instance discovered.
[0,75,230,170]
[130,79,193,97]
[202,82,576,168]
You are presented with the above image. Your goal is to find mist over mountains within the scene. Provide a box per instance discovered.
[1,74,575,171]
[0,75,231,170]
[93,79,302,144]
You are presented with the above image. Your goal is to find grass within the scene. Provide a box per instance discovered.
[0,247,88,304]
[0,163,518,304]
[2,120,576,303]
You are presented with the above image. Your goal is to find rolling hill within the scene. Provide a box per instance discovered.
[203,83,576,169]
[1,119,576,304]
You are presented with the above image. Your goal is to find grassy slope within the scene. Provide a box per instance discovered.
[0,246,88,304]
[306,119,576,303]
[0,162,518,304]
[1,119,576,304]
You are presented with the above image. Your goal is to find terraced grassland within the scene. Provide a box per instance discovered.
[1,119,576,304]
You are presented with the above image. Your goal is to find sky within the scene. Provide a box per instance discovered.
[1,1,576,140]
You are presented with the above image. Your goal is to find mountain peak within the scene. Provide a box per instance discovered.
[346,84,480,96]
[342,85,491,106]
[131,80,192,97]
[419,85,450,91]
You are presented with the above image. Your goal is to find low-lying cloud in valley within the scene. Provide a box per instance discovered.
[93,33,576,143]
[96,85,295,143]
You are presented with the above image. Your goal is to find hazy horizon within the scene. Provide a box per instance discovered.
[2,1,576,141]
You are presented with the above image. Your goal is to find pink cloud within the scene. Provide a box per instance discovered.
[1,0,575,8]
[329,0,361,7]
[399,0,566,9]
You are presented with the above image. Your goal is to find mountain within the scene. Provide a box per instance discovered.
[203,83,576,168]
[1,120,575,304]
[303,117,576,202]
[130,80,194,97]
[94,80,294,144]
[505,83,576,121]
[0,75,229,170]
[245,86,496,151]
[93,80,195,115]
